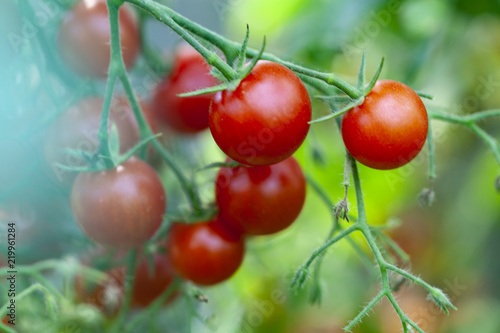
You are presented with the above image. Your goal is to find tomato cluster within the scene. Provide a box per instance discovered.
[54,0,429,314]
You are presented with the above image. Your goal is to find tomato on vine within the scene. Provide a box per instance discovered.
[153,44,218,133]
[166,220,245,286]
[71,156,166,250]
[209,60,312,166]
[58,0,140,77]
[341,80,428,170]
[44,96,155,185]
[216,157,306,236]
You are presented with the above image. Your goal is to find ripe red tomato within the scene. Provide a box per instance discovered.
[153,44,218,133]
[132,252,178,307]
[216,157,306,236]
[341,80,428,170]
[209,61,312,166]
[58,0,140,77]
[44,96,155,185]
[71,156,166,250]
[166,220,245,286]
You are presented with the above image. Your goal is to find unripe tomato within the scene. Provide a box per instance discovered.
[153,45,218,133]
[58,0,140,77]
[209,61,312,166]
[216,157,306,236]
[341,80,428,170]
[71,156,166,250]
[166,220,245,286]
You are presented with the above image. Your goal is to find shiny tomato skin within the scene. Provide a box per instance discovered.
[44,96,155,185]
[153,45,218,133]
[216,157,306,236]
[132,253,178,307]
[58,0,140,77]
[341,80,428,170]
[209,61,312,166]
[166,220,245,286]
[71,156,166,250]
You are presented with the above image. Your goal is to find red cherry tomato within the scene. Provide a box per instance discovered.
[216,157,306,236]
[71,156,166,250]
[209,60,312,166]
[166,220,245,286]
[153,44,218,133]
[58,0,140,77]
[132,253,178,307]
[44,96,155,185]
[341,80,428,170]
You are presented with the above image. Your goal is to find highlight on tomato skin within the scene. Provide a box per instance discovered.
[57,0,140,78]
[216,156,306,236]
[153,44,218,133]
[209,60,312,166]
[341,80,428,170]
[70,156,166,250]
[166,220,245,286]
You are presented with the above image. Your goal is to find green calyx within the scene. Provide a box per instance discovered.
[178,25,267,98]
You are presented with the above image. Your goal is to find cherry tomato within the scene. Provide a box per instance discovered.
[209,60,312,166]
[132,252,178,307]
[71,156,166,250]
[341,80,428,170]
[44,96,155,185]
[166,220,245,286]
[216,157,306,236]
[153,44,218,133]
[58,0,140,77]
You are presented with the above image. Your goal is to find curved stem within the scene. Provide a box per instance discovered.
[124,0,361,98]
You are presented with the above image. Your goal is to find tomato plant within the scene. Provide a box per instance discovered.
[71,156,166,250]
[58,0,140,77]
[209,60,312,166]
[44,96,155,184]
[166,220,245,286]
[216,156,306,236]
[341,80,428,170]
[153,44,218,133]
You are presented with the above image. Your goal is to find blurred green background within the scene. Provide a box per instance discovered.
[1,0,500,332]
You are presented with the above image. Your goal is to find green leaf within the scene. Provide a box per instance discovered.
[428,287,457,315]
[357,49,366,90]
[177,83,229,97]
[238,35,267,79]
[416,90,434,100]
[196,160,241,172]
[235,24,250,72]
[364,56,385,95]
[116,133,162,165]
[108,122,121,162]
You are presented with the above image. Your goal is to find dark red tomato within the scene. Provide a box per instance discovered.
[58,0,140,77]
[71,156,166,250]
[132,253,178,307]
[44,96,155,185]
[153,44,218,133]
[209,60,312,166]
[216,157,306,236]
[341,80,428,170]
[166,220,245,286]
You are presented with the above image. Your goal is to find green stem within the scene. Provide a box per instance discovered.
[344,290,385,331]
[126,0,236,81]
[109,249,138,333]
[469,123,500,166]
[124,0,361,98]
